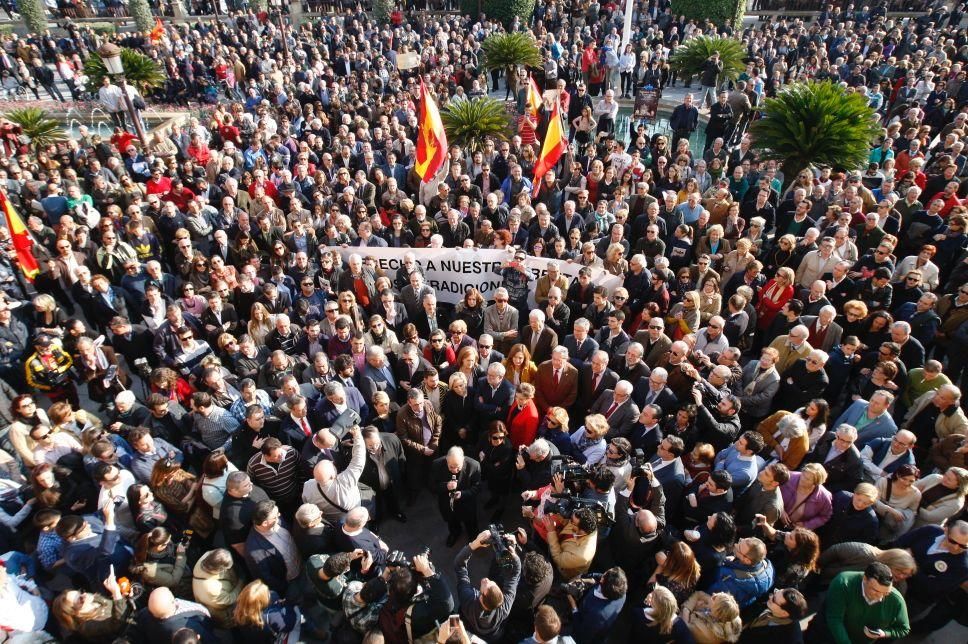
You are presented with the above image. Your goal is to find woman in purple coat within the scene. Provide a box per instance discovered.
[779,463,834,531]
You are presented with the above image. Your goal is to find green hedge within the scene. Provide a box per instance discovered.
[482,0,536,28]
[671,0,745,30]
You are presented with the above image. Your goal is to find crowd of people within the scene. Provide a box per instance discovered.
[1,0,968,643]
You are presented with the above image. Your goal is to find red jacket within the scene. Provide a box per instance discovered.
[507,399,540,448]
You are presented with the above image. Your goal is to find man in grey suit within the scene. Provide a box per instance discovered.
[562,318,599,368]
[737,348,782,427]
[800,305,843,353]
[634,317,674,369]
[590,381,640,440]
[483,287,520,355]
[400,271,436,320]
[521,309,559,365]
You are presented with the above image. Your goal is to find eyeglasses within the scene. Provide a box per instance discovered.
[648,325,663,330]
[495,298,508,303]
[806,357,823,365]
[947,536,968,550]
[35,431,52,441]
[431,338,444,343]
[184,286,195,291]
[325,308,338,313]
[478,344,492,350]
[906,276,919,281]
[614,296,626,301]
[490,435,506,442]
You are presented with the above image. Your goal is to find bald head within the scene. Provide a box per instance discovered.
[314,459,337,485]
[147,587,177,619]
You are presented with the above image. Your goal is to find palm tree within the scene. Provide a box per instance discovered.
[481,32,543,97]
[669,35,745,86]
[441,97,513,153]
[128,0,153,32]
[18,0,48,35]
[83,48,166,95]
[750,81,882,187]
[3,108,67,152]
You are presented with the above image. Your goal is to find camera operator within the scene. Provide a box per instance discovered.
[540,506,599,580]
[578,464,617,539]
[680,469,734,529]
[609,472,662,582]
[377,554,455,644]
[454,529,521,641]
[568,567,629,643]
[516,438,557,490]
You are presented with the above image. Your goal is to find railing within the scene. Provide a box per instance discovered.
[746,0,937,12]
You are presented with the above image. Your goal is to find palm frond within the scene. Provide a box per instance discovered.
[750,81,882,185]
[669,36,746,82]
[3,107,67,150]
[441,97,513,153]
[481,32,543,72]
[84,48,166,95]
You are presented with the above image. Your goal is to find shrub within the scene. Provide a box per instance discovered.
[671,0,744,30]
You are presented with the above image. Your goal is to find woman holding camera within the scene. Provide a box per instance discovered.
[52,569,133,641]
[129,527,191,596]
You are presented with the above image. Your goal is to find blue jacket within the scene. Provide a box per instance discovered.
[571,588,626,643]
[244,526,293,595]
[861,437,915,477]
[892,525,968,604]
[708,558,774,608]
[64,526,133,588]
[832,400,898,447]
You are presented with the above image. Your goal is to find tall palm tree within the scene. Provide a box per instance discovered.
[83,48,166,95]
[441,97,513,153]
[751,81,882,187]
[669,35,745,86]
[481,32,543,97]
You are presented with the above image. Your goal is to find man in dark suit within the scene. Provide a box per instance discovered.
[300,427,341,479]
[476,334,505,367]
[360,345,398,405]
[431,446,482,547]
[823,261,856,310]
[89,274,130,330]
[311,381,368,431]
[414,293,452,339]
[244,500,302,596]
[109,316,158,367]
[650,436,688,521]
[521,309,559,365]
[200,293,240,344]
[534,347,580,414]
[800,306,844,354]
[610,342,650,383]
[890,321,926,369]
[589,381,640,440]
[135,587,218,644]
[576,350,619,414]
[474,363,516,424]
[279,394,316,449]
[359,426,408,525]
[333,506,389,568]
[562,320,599,368]
[595,312,632,355]
[632,367,678,412]
[393,344,433,403]
[628,404,664,456]
[802,425,864,493]
[634,318,674,369]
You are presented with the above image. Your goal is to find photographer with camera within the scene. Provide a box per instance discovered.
[691,384,742,453]
[454,528,521,640]
[609,469,662,581]
[378,553,455,644]
[540,505,599,581]
[516,438,557,490]
[568,567,629,643]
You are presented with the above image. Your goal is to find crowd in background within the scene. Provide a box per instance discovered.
[0,1,968,643]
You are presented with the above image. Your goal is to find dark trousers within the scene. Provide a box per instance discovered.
[439,497,478,539]
[404,450,432,500]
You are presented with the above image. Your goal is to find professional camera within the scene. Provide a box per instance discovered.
[132,357,152,380]
[544,493,614,528]
[550,455,592,487]
[486,523,519,562]
[560,577,595,600]
[629,449,653,480]
[386,545,432,568]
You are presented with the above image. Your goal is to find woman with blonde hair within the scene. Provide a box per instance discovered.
[633,584,693,641]
[451,345,484,386]
[756,266,795,331]
[666,290,701,340]
[503,343,538,385]
[779,463,833,530]
[719,238,755,285]
[248,302,274,347]
[52,572,130,640]
[681,591,742,643]
[571,414,609,464]
[818,543,917,587]
[698,276,722,324]
[336,290,367,333]
[441,371,474,450]
[603,243,629,276]
[697,224,732,270]
[232,579,301,643]
[32,293,68,337]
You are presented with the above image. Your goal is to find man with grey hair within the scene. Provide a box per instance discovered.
[903,384,968,447]
[522,308,558,364]
[694,315,729,356]
[611,341,649,383]
[431,445,482,547]
[768,324,813,375]
[803,424,863,493]
[535,346,578,413]
[484,287,520,354]
[801,304,843,353]
[476,333,504,365]
[590,380,640,440]
[302,425,366,523]
[563,317,599,367]
[889,320,926,369]
[474,361,514,424]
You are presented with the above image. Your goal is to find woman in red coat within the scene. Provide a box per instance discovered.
[755,266,795,331]
[506,382,540,449]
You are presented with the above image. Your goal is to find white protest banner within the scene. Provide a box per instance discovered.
[332,246,623,307]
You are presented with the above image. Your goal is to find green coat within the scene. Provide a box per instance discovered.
[822,571,909,644]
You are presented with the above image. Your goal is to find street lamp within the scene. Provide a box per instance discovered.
[97,43,148,147]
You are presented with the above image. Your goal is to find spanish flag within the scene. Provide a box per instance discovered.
[414,80,448,184]
[532,99,566,197]
[0,190,39,281]
[526,75,542,115]
[149,18,165,43]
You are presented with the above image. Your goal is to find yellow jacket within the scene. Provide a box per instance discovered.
[546,523,596,580]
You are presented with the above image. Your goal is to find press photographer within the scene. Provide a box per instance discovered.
[377,553,455,644]
[454,527,521,640]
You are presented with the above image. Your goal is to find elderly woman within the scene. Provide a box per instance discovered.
[779,463,833,531]
[719,238,756,286]
[696,224,732,271]
[913,466,968,528]
[697,277,722,324]
[755,412,810,470]
[680,591,742,644]
[666,290,701,340]
[507,382,540,449]
[441,372,474,450]
[570,414,609,465]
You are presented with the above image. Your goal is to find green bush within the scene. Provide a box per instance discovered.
[89,22,117,36]
[482,0,535,28]
[669,35,746,84]
[19,0,48,35]
[671,0,744,30]
[441,96,513,153]
[128,0,154,33]
[373,0,393,22]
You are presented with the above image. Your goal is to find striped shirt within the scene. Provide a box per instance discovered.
[247,446,301,501]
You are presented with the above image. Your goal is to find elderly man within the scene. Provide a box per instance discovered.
[474,362,515,423]
[795,236,840,289]
[563,318,600,367]
[432,446,482,547]
[535,263,569,308]
[803,424,863,493]
[610,341,649,383]
[634,317,673,369]
[484,287,520,354]
[360,345,397,404]
[889,320,926,370]
[535,346,579,414]
[776,348,829,412]
[135,587,217,644]
[311,381,367,431]
[589,380,640,440]
[396,388,442,499]
[860,430,917,482]
[768,325,813,375]
[904,384,968,452]
[632,366,678,412]
[302,425,366,523]
[694,316,729,356]
[521,309,558,364]
[801,305,843,353]
[833,391,899,447]
[737,348,781,425]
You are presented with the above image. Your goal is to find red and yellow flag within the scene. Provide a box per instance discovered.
[532,100,567,197]
[414,80,448,184]
[527,75,542,115]
[149,18,165,43]
[0,190,39,281]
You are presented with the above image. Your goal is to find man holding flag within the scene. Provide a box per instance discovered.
[0,188,39,290]
[414,80,448,188]
[531,98,567,207]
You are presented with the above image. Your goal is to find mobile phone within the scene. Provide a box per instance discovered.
[449,614,460,628]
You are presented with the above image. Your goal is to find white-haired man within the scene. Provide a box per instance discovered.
[431,446,482,547]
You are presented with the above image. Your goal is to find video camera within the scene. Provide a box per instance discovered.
[550,455,592,488]
[544,493,614,528]
[486,523,519,564]
[386,545,431,569]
